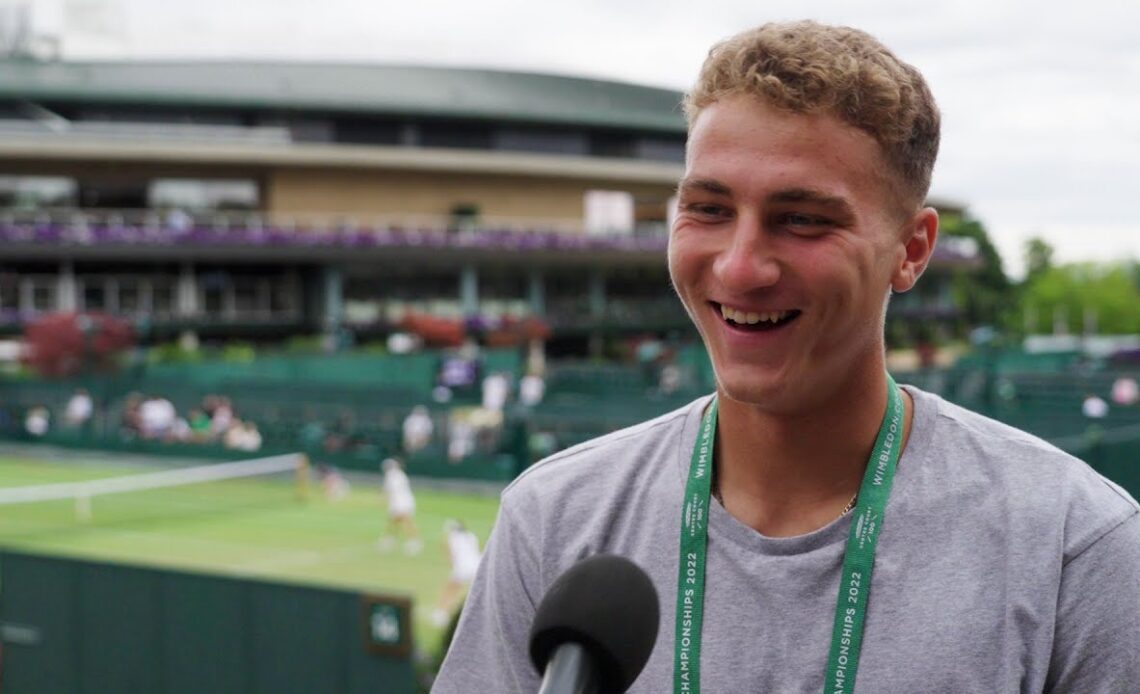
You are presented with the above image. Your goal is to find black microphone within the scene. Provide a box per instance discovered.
[528,554,660,694]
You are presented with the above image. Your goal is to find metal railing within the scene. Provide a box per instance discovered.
[0,207,669,253]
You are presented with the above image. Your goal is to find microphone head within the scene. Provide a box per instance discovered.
[529,554,660,692]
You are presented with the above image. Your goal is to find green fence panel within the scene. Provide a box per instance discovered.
[0,553,78,694]
[161,574,251,694]
[78,563,165,694]
[250,584,350,693]
[0,551,415,694]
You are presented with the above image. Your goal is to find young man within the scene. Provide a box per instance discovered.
[435,21,1140,692]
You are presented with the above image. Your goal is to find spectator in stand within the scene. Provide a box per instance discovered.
[1112,376,1139,407]
[242,421,262,451]
[378,457,422,554]
[64,388,93,429]
[24,405,49,437]
[209,396,234,438]
[170,416,192,443]
[222,419,261,451]
[518,370,546,407]
[223,420,247,450]
[139,395,176,440]
[402,405,434,454]
[1082,393,1109,419]
[432,520,483,627]
[447,417,476,463]
[120,392,143,440]
[481,371,511,412]
[187,409,212,442]
[166,207,193,232]
[658,360,683,395]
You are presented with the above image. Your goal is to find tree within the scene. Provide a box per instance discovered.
[940,216,1015,331]
[1024,237,1055,282]
[22,312,135,378]
[1019,263,1140,335]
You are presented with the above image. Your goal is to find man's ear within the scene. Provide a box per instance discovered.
[892,207,939,293]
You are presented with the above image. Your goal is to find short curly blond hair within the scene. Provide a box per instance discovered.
[684,20,940,209]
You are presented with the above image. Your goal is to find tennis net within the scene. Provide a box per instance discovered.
[0,453,309,523]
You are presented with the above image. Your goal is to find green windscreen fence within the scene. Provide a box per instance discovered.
[2,354,1139,495]
[0,551,415,694]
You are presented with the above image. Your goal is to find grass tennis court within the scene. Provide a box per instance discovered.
[0,447,502,659]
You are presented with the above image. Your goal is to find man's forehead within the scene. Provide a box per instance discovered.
[682,99,903,213]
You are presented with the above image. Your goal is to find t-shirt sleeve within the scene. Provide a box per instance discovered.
[1045,511,1140,693]
[433,492,543,693]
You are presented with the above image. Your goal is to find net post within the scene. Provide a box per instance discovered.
[296,453,311,502]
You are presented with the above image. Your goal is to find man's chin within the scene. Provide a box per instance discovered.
[714,373,797,408]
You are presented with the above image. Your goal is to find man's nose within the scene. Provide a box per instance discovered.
[712,220,781,292]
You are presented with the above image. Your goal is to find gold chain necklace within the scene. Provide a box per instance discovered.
[712,476,859,518]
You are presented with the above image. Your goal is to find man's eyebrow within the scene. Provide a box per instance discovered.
[677,178,733,197]
[769,188,855,215]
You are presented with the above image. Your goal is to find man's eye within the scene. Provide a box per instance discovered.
[783,213,824,226]
[684,203,729,218]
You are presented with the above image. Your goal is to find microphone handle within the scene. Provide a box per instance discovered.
[537,642,600,694]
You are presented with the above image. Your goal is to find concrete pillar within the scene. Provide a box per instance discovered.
[57,260,77,312]
[588,270,606,319]
[528,269,545,317]
[588,270,607,359]
[460,264,479,316]
[322,265,344,333]
[177,262,198,317]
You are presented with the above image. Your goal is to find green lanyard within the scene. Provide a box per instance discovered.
[673,376,904,694]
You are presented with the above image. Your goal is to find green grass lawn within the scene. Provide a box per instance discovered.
[0,450,502,659]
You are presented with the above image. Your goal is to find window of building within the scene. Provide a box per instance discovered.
[346,266,459,322]
[419,121,493,150]
[270,278,297,315]
[493,128,588,156]
[80,277,108,312]
[545,271,591,323]
[200,270,230,316]
[584,190,635,235]
[233,276,260,315]
[28,277,56,313]
[78,180,147,209]
[118,278,142,314]
[75,106,242,126]
[635,137,686,163]
[0,272,17,311]
[589,131,636,158]
[152,279,176,318]
[148,179,259,212]
[334,117,403,146]
[449,203,480,232]
[0,176,77,209]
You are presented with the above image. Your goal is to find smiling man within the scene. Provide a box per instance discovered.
[434,21,1140,693]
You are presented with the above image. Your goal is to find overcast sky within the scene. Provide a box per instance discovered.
[21,0,1140,278]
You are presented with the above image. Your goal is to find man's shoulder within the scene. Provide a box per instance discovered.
[502,395,709,506]
[909,386,1139,554]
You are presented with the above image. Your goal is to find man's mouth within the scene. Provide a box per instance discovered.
[714,303,801,332]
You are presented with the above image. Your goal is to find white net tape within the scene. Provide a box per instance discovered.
[0,453,304,507]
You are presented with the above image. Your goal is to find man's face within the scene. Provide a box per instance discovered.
[669,94,921,413]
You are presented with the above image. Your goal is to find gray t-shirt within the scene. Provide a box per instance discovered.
[434,387,1140,693]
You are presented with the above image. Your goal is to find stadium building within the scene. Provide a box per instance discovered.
[0,60,977,353]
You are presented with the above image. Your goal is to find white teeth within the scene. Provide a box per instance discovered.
[720,306,791,325]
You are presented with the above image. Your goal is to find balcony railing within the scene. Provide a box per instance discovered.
[0,207,669,254]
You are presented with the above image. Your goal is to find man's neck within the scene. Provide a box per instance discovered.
[713,369,913,538]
